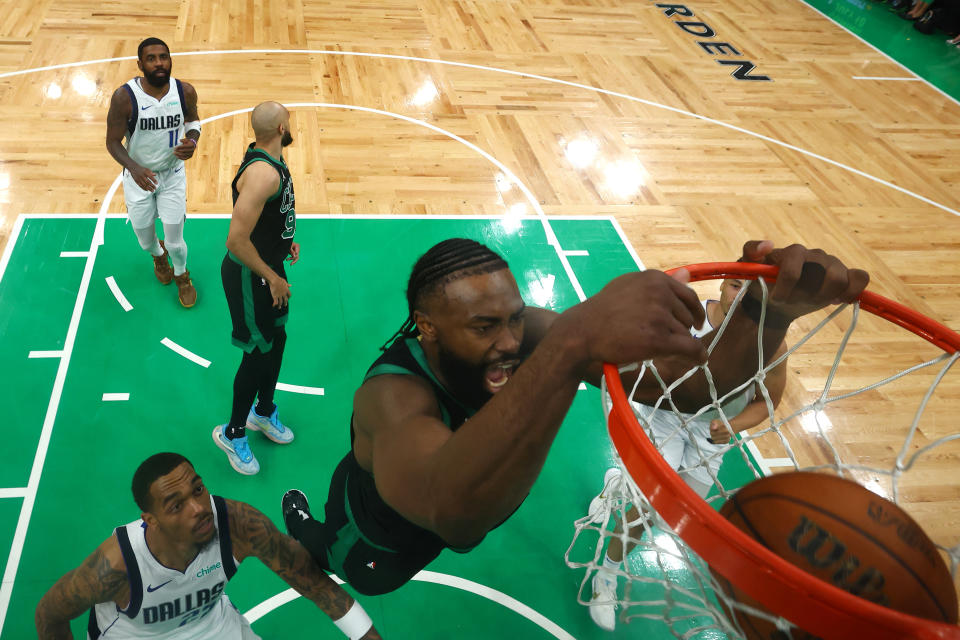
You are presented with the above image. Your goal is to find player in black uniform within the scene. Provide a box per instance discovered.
[215,101,298,476]
[281,237,869,597]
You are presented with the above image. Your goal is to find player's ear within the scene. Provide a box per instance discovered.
[141,510,158,528]
[413,310,437,342]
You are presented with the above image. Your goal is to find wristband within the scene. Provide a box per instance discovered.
[740,287,792,330]
[185,137,197,146]
[334,600,373,640]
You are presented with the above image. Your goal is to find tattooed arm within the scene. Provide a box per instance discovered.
[36,537,130,640]
[226,499,383,639]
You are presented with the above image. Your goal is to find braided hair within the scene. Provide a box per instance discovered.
[381,238,509,351]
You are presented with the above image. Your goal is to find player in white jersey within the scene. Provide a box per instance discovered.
[106,37,198,308]
[585,278,789,631]
[35,453,383,640]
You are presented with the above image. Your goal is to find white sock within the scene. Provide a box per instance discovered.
[162,220,188,275]
[601,554,621,579]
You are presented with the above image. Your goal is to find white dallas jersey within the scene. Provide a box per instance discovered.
[87,495,242,639]
[123,77,186,172]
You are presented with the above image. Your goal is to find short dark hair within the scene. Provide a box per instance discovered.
[381,238,509,350]
[132,452,191,512]
[137,37,170,60]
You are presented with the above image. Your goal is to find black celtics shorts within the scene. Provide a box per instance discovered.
[221,252,288,354]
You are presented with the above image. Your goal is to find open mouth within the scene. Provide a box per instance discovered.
[484,360,520,393]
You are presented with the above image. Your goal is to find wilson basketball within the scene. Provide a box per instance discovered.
[714,471,958,639]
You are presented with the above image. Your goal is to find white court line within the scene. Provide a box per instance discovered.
[0,215,25,285]
[95,103,591,304]
[763,457,795,468]
[28,351,63,359]
[105,276,133,312]
[0,209,106,630]
[852,76,921,82]
[101,393,129,401]
[793,0,958,107]
[608,216,646,271]
[275,383,324,396]
[20,212,627,221]
[59,251,89,258]
[746,441,774,476]
[562,250,589,257]
[0,489,27,499]
[244,571,575,639]
[2,48,956,215]
[161,337,211,368]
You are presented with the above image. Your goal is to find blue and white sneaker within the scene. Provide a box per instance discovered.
[246,404,295,444]
[212,425,260,475]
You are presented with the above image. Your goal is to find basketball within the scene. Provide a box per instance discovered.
[714,471,958,639]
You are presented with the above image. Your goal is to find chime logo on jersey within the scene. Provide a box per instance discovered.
[142,581,225,624]
[139,114,182,131]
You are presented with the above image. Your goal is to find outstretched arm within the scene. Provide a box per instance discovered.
[36,538,129,640]
[362,269,707,547]
[629,241,868,411]
[363,242,866,548]
[226,500,382,639]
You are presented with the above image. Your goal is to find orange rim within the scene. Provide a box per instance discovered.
[603,262,960,640]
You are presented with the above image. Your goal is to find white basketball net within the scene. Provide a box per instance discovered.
[564,276,960,639]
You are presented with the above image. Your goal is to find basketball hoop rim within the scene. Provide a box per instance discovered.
[602,262,960,640]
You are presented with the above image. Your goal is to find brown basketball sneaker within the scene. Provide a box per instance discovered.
[174,270,197,308]
[153,240,174,285]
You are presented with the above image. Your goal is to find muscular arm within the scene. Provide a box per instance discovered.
[226,162,289,303]
[105,87,139,173]
[362,271,707,548]
[182,82,200,143]
[363,243,866,547]
[725,341,788,433]
[172,82,200,160]
[36,538,129,640]
[226,500,382,639]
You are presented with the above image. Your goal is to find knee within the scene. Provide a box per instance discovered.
[163,238,187,255]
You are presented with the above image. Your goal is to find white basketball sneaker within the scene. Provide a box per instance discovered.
[588,466,623,524]
[588,570,618,631]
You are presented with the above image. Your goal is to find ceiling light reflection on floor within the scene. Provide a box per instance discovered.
[799,409,833,434]
[527,273,556,307]
[499,202,527,233]
[410,79,438,107]
[71,73,97,96]
[563,136,598,169]
[604,160,646,199]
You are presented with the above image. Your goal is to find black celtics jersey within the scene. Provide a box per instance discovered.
[231,143,295,266]
[345,337,481,553]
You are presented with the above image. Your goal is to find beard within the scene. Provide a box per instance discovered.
[281,130,294,147]
[435,344,493,410]
[143,67,169,88]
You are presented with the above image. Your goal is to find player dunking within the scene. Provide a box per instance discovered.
[585,277,789,631]
[214,102,298,475]
[106,37,198,307]
[35,453,381,639]
[281,238,866,598]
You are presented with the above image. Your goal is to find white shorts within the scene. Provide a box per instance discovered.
[123,163,187,228]
[630,389,753,488]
